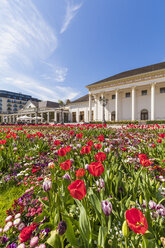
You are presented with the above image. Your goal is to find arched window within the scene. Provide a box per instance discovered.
[111,111,115,121]
[141,109,148,120]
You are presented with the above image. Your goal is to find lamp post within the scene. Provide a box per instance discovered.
[99,95,108,124]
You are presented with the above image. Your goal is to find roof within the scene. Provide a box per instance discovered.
[87,61,165,87]
[30,101,39,107]
[39,101,59,108]
[70,94,89,104]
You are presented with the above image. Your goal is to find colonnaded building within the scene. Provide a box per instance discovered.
[1,62,165,123]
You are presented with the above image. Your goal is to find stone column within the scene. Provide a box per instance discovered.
[54,111,57,122]
[132,87,135,121]
[47,112,49,123]
[85,108,88,122]
[76,109,79,123]
[151,83,155,120]
[95,95,98,121]
[101,93,104,122]
[89,93,92,122]
[40,112,43,123]
[115,90,118,121]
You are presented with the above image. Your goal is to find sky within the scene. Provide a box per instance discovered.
[0,0,165,102]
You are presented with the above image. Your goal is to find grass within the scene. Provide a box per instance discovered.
[0,184,25,226]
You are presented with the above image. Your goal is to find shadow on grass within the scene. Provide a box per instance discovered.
[0,184,25,226]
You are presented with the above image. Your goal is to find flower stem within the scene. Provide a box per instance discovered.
[125,237,128,248]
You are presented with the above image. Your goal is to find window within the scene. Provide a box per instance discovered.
[72,112,76,122]
[141,109,148,120]
[160,87,165,93]
[111,111,115,121]
[112,94,115,100]
[125,92,130,98]
[141,90,147,96]
[79,111,84,122]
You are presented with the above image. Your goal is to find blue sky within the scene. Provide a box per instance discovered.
[0,0,165,101]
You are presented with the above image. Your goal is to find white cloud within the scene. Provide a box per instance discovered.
[0,0,58,71]
[60,0,82,33]
[2,74,80,101]
[42,62,68,83]
[0,0,80,101]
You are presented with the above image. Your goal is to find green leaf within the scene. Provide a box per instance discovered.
[158,197,165,204]
[76,200,91,247]
[63,217,79,248]
[125,195,132,208]
[46,230,61,248]
[88,189,101,221]
[98,226,108,248]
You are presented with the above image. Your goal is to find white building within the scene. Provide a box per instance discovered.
[68,62,165,122]
[1,62,165,123]
[0,90,40,115]
[1,100,69,124]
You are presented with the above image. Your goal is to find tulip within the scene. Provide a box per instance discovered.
[57,221,67,235]
[43,179,51,192]
[122,220,129,237]
[101,200,112,216]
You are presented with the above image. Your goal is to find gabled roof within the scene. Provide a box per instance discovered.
[70,94,89,104]
[39,101,59,108]
[87,61,165,87]
[23,100,39,110]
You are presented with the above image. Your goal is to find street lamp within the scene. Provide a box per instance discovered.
[99,96,108,124]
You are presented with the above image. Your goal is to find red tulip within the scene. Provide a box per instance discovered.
[95,152,106,162]
[125,208,148,235]
[89,162,104,177]
[76,133,83,139]
[97,135,104,142]
[94,143,102,150]
[75,168,86,177]
[60,160,71,170]
[68,179,86,200]
[138,154,147,161]
[80,146,91,154]
[58,148,67,157]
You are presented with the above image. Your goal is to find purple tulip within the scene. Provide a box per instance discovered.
[101,200,112,216]
[57,221,67,235]
[43,179,51,192]
[63,173,71,180]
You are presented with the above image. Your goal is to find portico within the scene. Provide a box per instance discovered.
[86,62,165,122]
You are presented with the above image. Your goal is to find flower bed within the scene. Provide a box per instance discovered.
[0,124,165,248]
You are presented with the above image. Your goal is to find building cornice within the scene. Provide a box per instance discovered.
[87,69,165,91]
[90,75,165,94]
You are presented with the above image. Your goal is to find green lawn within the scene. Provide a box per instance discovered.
[0,185,25,226]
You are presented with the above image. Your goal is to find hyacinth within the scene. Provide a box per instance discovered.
[57,221,67,235]
[101,200,112,216]
[43,179,51,192]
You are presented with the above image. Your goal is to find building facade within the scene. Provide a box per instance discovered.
[1,62,165,124]
[0,90,40,114]
[68,62,165,122]
[1,100,69,124]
